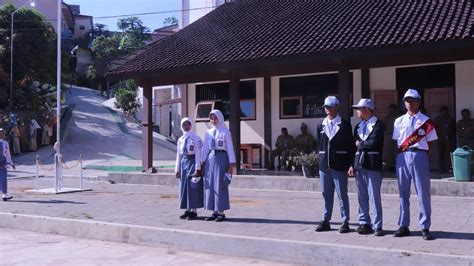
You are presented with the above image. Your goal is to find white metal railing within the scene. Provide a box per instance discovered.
[35,154,84,192]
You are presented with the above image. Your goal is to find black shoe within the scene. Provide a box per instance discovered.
[215,214,226,222]
[339,221,350,234]
[179,211,190,219]
[356,224,374,235]
[374,228,384,237]
[421,229,433,240]
[315,220,331,232]
[205,213,218,221]
[186,212,198,220]
[393,227,410,237]
[2,195,12,201]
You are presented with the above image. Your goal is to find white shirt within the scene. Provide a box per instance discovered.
[175,132,202,173]
[322,115,342,140]
[357,116,378,141]
[0,139,14,166]
[202,127,236,164]
[392,112,438,150]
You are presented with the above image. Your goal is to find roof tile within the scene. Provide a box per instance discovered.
[107,0,474,77]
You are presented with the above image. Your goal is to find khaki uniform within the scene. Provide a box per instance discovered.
[269,135,295,169]
[295,133,315,154]
[457,118,474,149]
[434,114,456,172]
[383,113,398,168]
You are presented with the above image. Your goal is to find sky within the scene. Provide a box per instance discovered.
[66,0,179,32]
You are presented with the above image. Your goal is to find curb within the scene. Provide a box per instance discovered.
[0,212,471,265]
[103,173,474,197]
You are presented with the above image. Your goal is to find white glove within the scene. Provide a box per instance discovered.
[191,176,201,183]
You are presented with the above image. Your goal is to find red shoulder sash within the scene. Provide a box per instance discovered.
[399,119,436,152]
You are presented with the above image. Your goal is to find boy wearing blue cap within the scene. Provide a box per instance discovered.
[392,89,437,240]
[315,96,355,233]
[349,99,385,236]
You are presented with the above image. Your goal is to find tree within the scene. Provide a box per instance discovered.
[114,80,141,116]
[163,17,178,26]
[91,34,123,62]
[92,23,109,38]
[116,17,151,51]
[0,4,71,110]
[86,65,96,88]
[91,17,151,63]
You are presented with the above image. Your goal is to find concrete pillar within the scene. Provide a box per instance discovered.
[141,80,153,171]
[229,74,241,172]
[338,69,351,120]
[264,77,272,168]
[362,68,370,99]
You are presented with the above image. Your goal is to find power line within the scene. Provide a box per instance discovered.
[11,5,217,23]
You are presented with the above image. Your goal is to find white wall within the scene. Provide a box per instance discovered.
[455,60,474,118]
[189,79,265,145]
[370,67,396,91]
[180,0,226,29]
[153,87,172,136]
[74,16,92,39]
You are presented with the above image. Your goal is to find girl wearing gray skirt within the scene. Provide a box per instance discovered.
[175,118,204,220]
[202,110,236,222]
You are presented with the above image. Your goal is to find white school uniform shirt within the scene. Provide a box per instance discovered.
[202,127,236,164]
[322,115,342,140]
[174,132,202,173]
[357,115,378,141]
[392,112,438,150]
[0,139,14,166]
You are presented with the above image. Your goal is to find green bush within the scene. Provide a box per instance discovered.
[114,80,141,116]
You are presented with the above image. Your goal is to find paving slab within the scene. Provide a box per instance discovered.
[0,228,287,265]
[0,178,472,265]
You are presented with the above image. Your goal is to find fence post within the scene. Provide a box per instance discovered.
[35,154,39,190]
[80,154,83,189]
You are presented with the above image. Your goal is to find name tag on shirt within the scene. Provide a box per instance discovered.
[217,136,225,150]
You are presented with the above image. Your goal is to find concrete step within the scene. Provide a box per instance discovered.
[1,212,471,265]
[102,172,474,197]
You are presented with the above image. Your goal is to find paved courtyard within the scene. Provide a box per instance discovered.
[1,178,473,260]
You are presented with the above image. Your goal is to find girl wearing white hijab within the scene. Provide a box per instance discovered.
[202,109,236,222]
[175,117,203,220]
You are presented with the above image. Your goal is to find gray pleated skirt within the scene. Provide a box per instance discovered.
[204,151,230,211]
[179,155,204,209]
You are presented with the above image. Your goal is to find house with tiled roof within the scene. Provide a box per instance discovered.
[107,0,474,172]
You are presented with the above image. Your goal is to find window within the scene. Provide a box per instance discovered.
[195,80,257,121]
[279,73,352,119]
[195,101,215,122]
[280,96,302,118]
[79,25,85,30]
[240,99,256,120]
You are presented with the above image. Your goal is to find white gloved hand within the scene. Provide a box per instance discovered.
[191,176,201,183]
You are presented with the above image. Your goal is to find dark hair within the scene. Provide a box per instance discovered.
[281,127,288,132]
[461,109,470,114]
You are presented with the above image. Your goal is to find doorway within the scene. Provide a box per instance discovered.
[396,64,456,171]
[424,87,455,171]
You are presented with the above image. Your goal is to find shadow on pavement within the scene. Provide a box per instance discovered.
[8,199,86,204]
[429,231,474,241]
[223,217,316,225]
